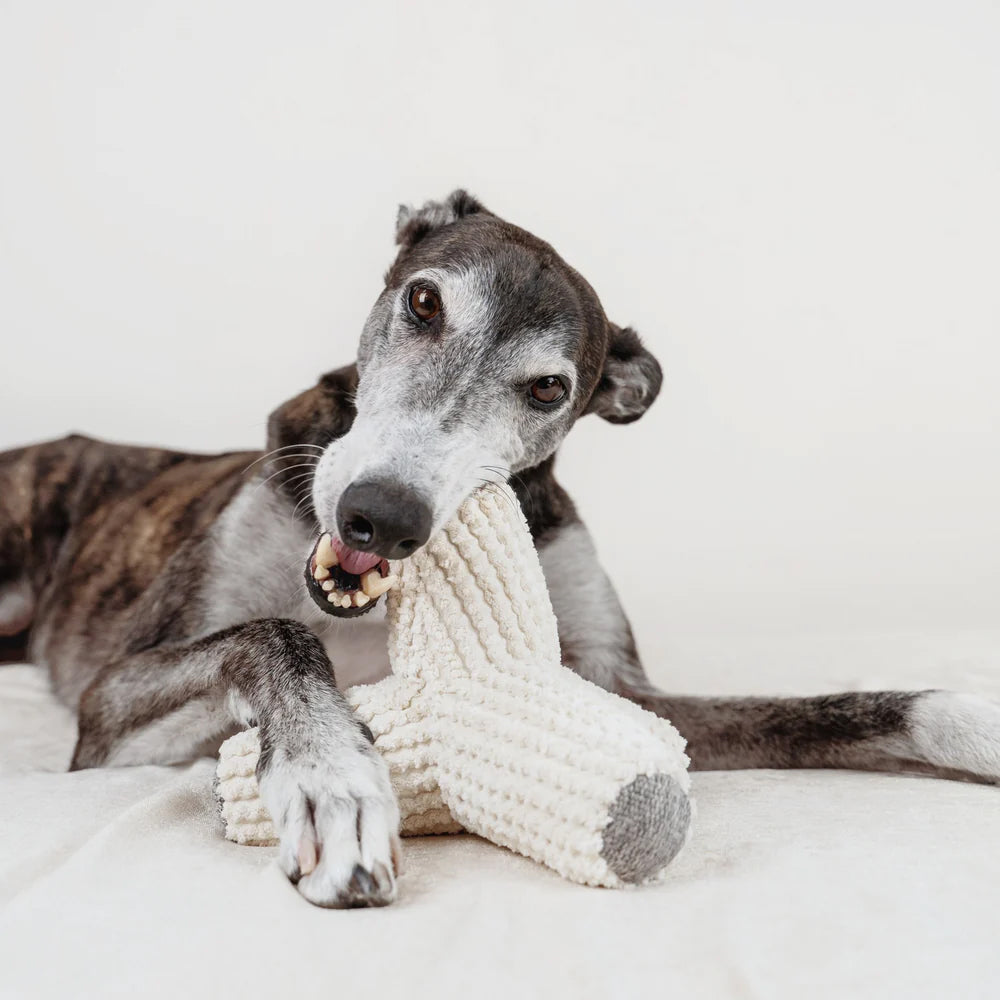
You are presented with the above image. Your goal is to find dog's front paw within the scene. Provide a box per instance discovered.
[259,741,401,908]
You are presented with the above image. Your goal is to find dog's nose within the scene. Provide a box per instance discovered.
[337,480,433,560]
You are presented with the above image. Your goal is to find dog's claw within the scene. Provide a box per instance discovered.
[372,861,394,896]
[297,833,318,877]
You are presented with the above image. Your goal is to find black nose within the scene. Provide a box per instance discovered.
[337,480,433,560]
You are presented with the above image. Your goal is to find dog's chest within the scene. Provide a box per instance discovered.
[317,602,392,688]
[205,482,392,689]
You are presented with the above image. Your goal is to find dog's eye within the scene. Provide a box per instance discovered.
[408,285,441,322]
[529,376,566,406]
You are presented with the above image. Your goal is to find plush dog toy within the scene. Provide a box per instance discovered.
[216,486,693,888]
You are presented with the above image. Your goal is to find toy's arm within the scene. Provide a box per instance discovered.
[429,653,692,886]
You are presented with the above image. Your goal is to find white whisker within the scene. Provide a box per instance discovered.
[241,443,324,476]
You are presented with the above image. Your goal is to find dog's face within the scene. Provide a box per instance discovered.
[297,191,661,616]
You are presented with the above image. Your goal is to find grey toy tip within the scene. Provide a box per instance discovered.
[600,773,692,883]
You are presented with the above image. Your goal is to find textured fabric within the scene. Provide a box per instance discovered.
[217,487,692,887]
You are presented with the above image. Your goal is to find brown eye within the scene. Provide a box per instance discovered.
[408,285,441,322]
[530,376,566,406]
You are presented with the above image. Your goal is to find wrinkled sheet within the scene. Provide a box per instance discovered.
[2,631,999,1000]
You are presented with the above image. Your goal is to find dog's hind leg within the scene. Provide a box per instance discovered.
[624,689,1000,784]
[538,513,1000,785]
[72,617,400,908]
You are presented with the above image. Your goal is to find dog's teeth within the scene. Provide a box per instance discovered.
[362,571,398,599]
[353,591,370,608]
[315,533,338,568]
[321,580,335,592]
[373,574,399,598]
[313,564,330,581]
[340,594,352,609]
[327,589,343,604]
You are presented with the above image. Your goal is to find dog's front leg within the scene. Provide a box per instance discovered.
[535,518,650,695]
[72,618,400,908]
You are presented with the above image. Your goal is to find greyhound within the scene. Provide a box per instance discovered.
[2,190,998,908]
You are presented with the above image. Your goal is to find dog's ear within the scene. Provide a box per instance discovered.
[395,189,488,250]
[586,325,663,424]
[266,363,359,452]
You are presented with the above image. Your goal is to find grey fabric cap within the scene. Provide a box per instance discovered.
[600,773,692,883]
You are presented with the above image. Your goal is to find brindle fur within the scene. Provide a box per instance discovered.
[2,191,999,909]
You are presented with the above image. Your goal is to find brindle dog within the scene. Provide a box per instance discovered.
[2,191,998,908]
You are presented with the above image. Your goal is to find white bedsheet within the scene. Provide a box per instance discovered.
[2,632,999,1000]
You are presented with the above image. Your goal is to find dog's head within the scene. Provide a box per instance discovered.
[272,190,661,616]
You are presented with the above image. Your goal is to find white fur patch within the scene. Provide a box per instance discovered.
[415,266,497,339]
[107,697,231,766]
[205,481,318,627]
[909,691,1000,779]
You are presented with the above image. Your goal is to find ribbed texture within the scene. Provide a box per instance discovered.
[216,487,691,886]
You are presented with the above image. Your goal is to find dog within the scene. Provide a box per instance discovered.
[2,190,998,908]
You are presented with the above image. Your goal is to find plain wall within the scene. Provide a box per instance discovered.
[1,0,997,648]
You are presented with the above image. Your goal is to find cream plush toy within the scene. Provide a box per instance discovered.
[216,487,692,888]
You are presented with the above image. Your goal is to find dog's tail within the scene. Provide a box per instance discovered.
[627,688,1000,784]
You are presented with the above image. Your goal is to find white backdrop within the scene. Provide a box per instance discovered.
[1,0,997,643]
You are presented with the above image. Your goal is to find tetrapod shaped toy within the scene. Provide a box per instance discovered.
[216,486,692,887]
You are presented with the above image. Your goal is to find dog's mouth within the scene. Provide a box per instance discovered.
[304,533,399,618]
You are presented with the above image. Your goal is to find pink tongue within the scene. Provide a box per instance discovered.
[330,538,382,576]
